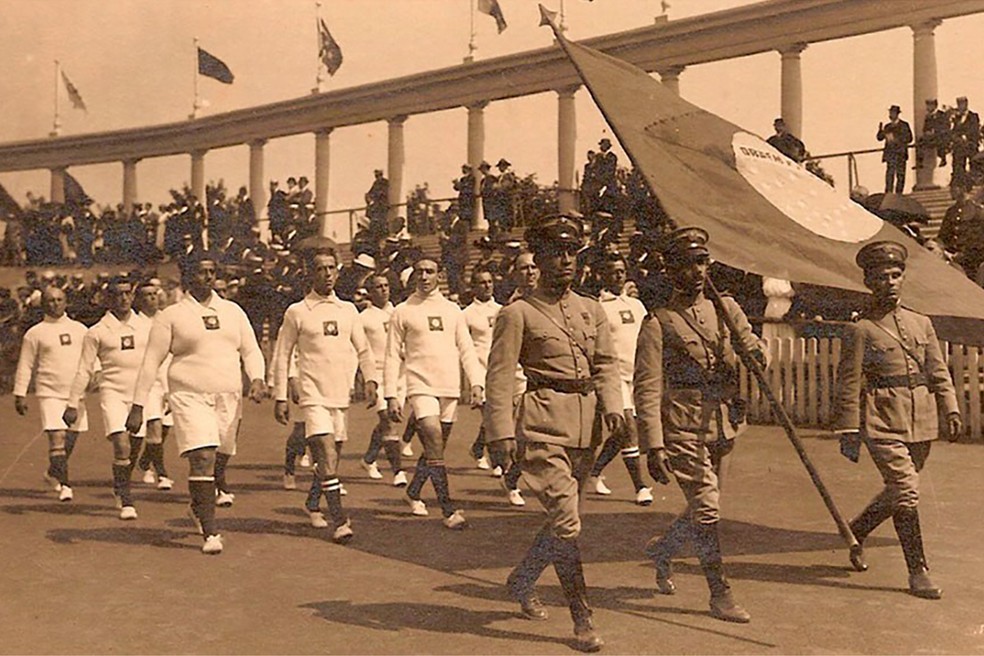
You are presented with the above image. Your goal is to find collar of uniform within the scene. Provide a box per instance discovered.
[599,289,631,302]
[470,297,496,308]
[183,289,220,310]
[667,288,705,309]
[42,313,70,324]
[303,291,340,309]
[413,288,444,302]
[100,310,137,330]
[531,286,572,304]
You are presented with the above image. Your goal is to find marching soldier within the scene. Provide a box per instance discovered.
[833,241,960,599]
[485,214,623,652]
[634,227,764,624]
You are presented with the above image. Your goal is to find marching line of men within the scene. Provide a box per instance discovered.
[11,213,961,651]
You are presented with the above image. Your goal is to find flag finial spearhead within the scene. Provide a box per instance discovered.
[538,4,560,29]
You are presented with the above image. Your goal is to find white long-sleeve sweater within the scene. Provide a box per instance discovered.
[14,314,88,399]
[68,310,150,405]
[384,289,484,399]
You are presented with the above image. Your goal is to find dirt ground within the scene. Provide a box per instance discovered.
[1,399,982,655]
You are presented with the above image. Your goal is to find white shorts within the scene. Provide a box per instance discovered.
[301,405,347,442]
[145,382,165,421]
[408,395,457,423]
[100,391,146,437]
[169,391,242,456]
[162,409,174,428]
[621,380,636,414]
[38,397,88,433]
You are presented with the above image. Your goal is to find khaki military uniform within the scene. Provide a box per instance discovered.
[834,305,958,509]
[485,288,621,539]
[635,292,763,524]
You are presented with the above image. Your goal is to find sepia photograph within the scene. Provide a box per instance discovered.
[1,1,984,653]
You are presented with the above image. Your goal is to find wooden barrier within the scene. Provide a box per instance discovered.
[739,337,984,441]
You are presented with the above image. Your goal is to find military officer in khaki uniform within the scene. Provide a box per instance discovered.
[634,227,764,624]
[485,214,623,653]
[833,241,960,599]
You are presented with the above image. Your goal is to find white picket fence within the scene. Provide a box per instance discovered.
[740,337,984,440]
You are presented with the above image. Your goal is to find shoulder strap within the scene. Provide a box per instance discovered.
[868,318,925,373]
[521,296,591,360]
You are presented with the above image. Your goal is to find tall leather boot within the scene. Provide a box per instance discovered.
[893,507,942,599]
[506,526,554,621]
[643,514,691,595]
[554,537,603,653]
[693,523,750,624]
[848,494,895,572]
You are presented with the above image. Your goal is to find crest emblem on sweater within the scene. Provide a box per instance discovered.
[323,320,339,336]
[619,310,635,324]
[120,335,135,350]
[202,315,220,331]
[428,316,444,331]
[59,333,72,346]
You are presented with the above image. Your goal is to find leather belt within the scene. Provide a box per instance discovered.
[525,374,593,395]
[867,373,928,389]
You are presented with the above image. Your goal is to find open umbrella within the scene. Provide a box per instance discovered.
[862,192,930,226]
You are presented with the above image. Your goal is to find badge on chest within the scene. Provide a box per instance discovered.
[323,320,339,336]
[619,310,635,324]
[202,315,220,331]
[120,335,135,351]
[59,333,72,346]
[428,316,444,331]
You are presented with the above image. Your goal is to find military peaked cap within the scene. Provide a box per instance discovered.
[856,241,907,271]
[525,214,584,250]
[662,226,710,263]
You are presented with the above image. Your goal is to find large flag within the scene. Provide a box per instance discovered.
[198,47,235,84]
[539,7,984,344]
[60,71,87,112]
[63,172,91,208]
[478,0,508,33]
[319,18,343,76]
[0,182,23,220]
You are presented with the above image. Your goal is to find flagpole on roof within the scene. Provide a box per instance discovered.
[191,37,201,120]
[464,0,477,63]
[314,2,327,93]
[50,60,62,137]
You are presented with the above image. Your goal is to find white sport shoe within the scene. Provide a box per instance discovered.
[491,466,503,478]
[58,486,73,502]
[43,471,62,492]
[215,490,235,507]
[443,509,467,530]
[300,453,312,469]
[406,495,428,517]
[332,519,354,543]
[283,473,297,490]
[309,511,329,528]
[361,460,383,480]
[157,477,174,491]
[142,469,156,485]
[635,486,654,506]
[119,506,138,521]
[401,442,414,457]
[476,455,492,470]
[392,471,408,487]
[590,475,613,495]
[188,505,203,535]
[202,534,224,555]
[507,489,526,507]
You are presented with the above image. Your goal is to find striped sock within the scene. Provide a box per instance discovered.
[113,459,133,506]
[322,477,345,526]
[621,447,645,491]
[428,461,455,517]
[188,476,217,536]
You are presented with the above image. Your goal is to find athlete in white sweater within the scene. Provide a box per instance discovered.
[384,257,484,528]
[13,286,88,503]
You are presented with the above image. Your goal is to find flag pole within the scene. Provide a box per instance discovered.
[191,37,200,119]
[314,2,326,93]
[464,0,477,63]
[51,60,62,137]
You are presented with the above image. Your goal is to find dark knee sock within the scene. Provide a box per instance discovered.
[429,461,455,517]
[505,461,522,491]
[284,429,305,475]
[402,418,416,444]
[590,437,621,477]
[189,477,217,536]
[621,447,645,491]
[214,452,231,493]
[382,440,403,473]
[49,452,69,487]
[64,432,79,458]
[151,444,168,477]
[322,477,346,526]
[128,437,144,476]
[138,441,152,471]
[406,456,430,499]
[113,460,133,506]
[363,424,383,464]
[470,426,486,460]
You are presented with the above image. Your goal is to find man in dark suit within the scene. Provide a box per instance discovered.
[917,99,950,168]
[877,105,913,193]
[950,96,980,183]
[766,118,806,162]
[365,170,389,241]
[453,164,476,226]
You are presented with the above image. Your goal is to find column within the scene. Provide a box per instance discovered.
[50,167,66,204]
[467,101,488,230]
[190,150,206,207]
[557,85,580,214]
[248,140,268,241]
[779,43,808,140]
[314,128,333,237]
[122,159,139,215]
[657,65,685,96]
[387,115,407,222]
[913,19,942,189]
